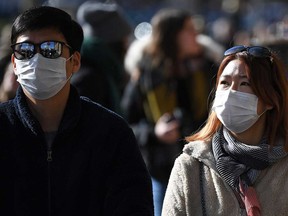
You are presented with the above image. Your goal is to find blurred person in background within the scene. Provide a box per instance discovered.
[0,23,18,102]
[260,39,288,79]
[71,1,132,114]
[121,8,218,216]
[0,58,18,102]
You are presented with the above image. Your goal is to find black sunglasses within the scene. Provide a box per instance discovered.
[11,40,73,60]
[224,45,271,58]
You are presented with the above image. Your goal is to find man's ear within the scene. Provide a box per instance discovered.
[11,54,17,74]
[71,51,81,73]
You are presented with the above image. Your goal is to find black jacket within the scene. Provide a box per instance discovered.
[0,86,153,216]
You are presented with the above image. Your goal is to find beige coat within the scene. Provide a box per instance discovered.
[162,140,288,216]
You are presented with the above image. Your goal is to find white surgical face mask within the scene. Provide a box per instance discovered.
[14,53,72,100]
[212,90,265,133]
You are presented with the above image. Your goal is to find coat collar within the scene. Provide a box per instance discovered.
[13,85,81,135]
[183,140,217,171]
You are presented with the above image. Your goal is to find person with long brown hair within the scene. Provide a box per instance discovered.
[162,45,288,216]
[121,8,218,216]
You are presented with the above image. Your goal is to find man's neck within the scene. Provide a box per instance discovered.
[25,85,70,132]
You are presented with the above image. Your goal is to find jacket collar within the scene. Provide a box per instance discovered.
[183,140,217,172]
[13,85,81,135]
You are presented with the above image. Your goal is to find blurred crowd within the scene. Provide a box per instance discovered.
[0,0,288,215]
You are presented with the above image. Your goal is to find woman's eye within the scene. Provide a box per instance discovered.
[241,81,250,86]
[220,80,229,86]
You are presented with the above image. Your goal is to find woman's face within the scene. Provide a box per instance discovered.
[177,18,201,58]
[217,59,267,114]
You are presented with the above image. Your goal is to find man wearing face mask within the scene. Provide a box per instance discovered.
[0,6,153,216]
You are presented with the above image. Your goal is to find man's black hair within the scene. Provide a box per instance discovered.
[11,6,83,52]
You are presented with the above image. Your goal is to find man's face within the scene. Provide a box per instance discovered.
[11,28,81,101]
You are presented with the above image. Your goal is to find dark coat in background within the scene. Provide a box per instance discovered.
[71,37,127,114]
[121,52,217,183]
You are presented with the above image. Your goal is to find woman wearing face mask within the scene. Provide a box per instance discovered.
[162,45,288,216]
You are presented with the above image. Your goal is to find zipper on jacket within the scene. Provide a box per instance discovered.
[47,146,52,216]
[45,132,56,216]
[47,150,53,162]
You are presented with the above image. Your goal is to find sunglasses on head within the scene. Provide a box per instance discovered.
[224,45,271,58]
[11,40,72,60]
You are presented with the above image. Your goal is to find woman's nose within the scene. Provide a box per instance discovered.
[230,82,238,91]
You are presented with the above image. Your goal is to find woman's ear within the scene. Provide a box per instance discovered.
[71,51,81,73]
[266,104,273,110]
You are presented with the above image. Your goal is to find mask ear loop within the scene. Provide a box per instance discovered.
[257,99,273,117]
[66,54,75,80]
[257,109,267,118]
[67,73,73,81]
[66,54,73,62]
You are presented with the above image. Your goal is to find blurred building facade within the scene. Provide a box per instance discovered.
[1,0,288,73]
[1,0,288,33]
